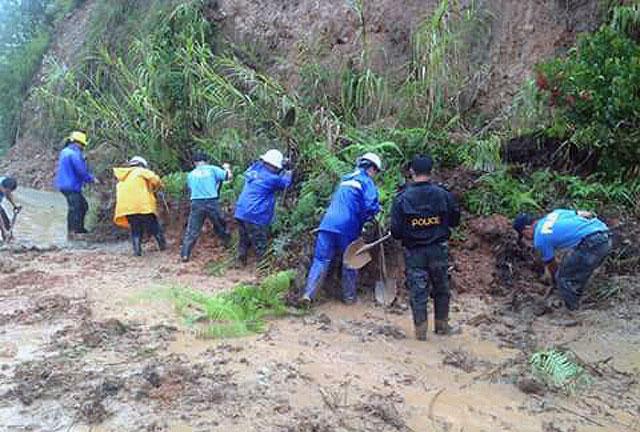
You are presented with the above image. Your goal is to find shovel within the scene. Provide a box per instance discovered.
[342,233,391,270]
[374,229,397,306]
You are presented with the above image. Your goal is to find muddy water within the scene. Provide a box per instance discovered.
[7,188,67,248]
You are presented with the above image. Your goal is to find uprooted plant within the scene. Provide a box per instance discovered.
[170,270,297,338]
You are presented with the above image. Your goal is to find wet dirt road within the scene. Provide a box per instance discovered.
[0,241,638,432]
[0,203,639,431]
[5,188,68,248]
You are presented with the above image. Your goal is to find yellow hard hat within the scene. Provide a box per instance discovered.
[68,131,88,147]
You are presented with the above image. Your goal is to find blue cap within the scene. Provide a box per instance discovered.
[512,213,536,236]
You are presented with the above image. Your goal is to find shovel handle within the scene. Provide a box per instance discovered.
[355,233,391,255]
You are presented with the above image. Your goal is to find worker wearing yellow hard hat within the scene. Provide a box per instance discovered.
[54,131,99,238]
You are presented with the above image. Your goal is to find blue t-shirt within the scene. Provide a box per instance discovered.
[187,165,228,200]
[534,209,609,262]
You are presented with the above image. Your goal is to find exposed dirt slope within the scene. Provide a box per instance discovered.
[219,0,601,112]
[2,0,603,188]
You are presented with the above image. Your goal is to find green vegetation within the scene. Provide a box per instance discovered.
[465,169,640,217]
[530,349,591,393]
[0,0,85,153]
[0,0,637,265]
[170,270,295,338]
[531,4,640,179]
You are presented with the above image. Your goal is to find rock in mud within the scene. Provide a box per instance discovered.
[79,398,109,424]
[517,377,546,396]
[442,349,478,373]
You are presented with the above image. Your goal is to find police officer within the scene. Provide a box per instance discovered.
[301,153,382,305]
[234,149,293,266]
[513,210,612,311]
[390,155,460,340]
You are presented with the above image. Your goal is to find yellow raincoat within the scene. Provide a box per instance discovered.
[113,167,163,229]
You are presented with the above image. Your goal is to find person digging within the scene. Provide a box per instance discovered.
[390,155,461,340]
[234,149,293,267]
[0,176,21,241]
[113,156,166,256]
[180,152,233,262]
[513,210,612,311]
[301,152,383,306]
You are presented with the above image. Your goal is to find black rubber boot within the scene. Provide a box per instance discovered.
[434,320,462,335]
[414,321,428,341]
[235,254,247,268]
[434,295,461,335]
[132,235,142,257]
[154,231,167,251]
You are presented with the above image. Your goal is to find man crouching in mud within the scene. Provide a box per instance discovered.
[391,155,461,340]
[513,210,612,311]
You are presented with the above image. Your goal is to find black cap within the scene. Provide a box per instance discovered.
[193,152,208,163]
[512,213,536,236]
[1,177,17,191]
[411,155,433,175]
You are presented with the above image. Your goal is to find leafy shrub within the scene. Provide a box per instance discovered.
[161,172,187,200]
[465,168,640,217]
[535,24,640,177]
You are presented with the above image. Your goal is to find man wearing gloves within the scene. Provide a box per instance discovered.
[234,149,293,266]
[301,153,382,305]
[113,156,166,256]
[180,152,233,262]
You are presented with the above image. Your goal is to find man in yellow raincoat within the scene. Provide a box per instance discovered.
[113,156,166,256]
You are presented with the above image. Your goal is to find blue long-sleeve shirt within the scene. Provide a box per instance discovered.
[234,161,292,226]
[318,168,381,241]
[55,144,95,192]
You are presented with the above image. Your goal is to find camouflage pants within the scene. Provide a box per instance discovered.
[404,242,450,325]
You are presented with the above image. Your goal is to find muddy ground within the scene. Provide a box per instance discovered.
[1,213,639,432]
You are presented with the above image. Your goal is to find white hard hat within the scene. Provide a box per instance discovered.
[128,156,148,168]
[360,152,382,171]
[260,149,284,169]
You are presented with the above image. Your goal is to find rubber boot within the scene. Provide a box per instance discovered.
[434,320,461,335]
[132,235,143,257]
[341,267,358,304]
[303,259,330,300]
[154,231,167,251]
[434,294,461,335]
[414,321,428,341]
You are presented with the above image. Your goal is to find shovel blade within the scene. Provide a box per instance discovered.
[343,238,372,270]
[375,278,397,306]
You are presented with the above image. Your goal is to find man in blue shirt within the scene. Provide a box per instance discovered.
[301,153,382,305]
[0,176,21,241]
[513,209,612,310]
[54,131,99,236]
[234,149,293,266]
[180,152,233,262]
